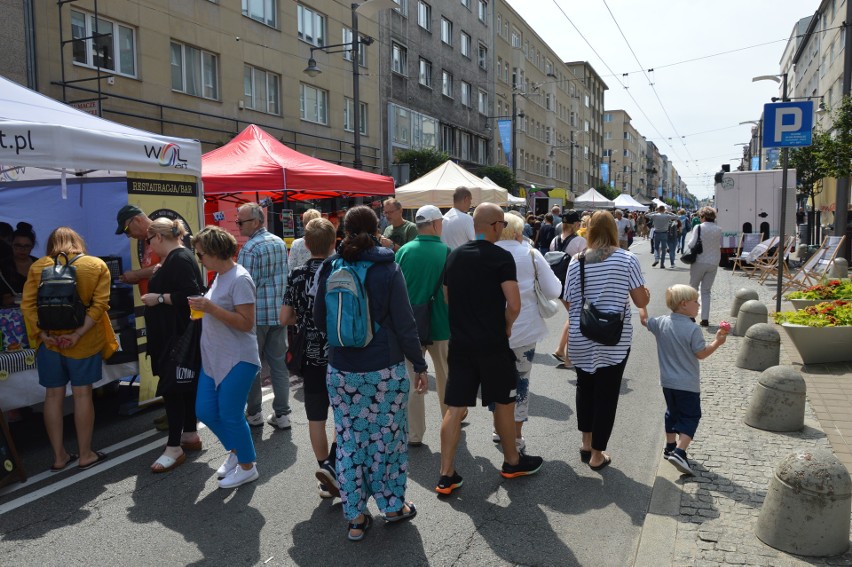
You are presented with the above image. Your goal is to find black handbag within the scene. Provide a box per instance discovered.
[286,324,308,374]
[157,319,202,395]
[578,253,625,346]
[680,226,703,264]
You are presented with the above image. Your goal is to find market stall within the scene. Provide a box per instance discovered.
[613,193,649,212]
[574,188,615,210]
[394,161,509,209]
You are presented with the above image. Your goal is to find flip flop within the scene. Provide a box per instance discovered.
[347,514,373,542]
[579,450,591,464]
[589,455,612,472]
[50,453,78,472]
[151,453,186,474]
[78,451,108,471]
[383,502,417,523]
[550,352,565,363]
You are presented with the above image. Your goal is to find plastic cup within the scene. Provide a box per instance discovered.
[188,296,205,320]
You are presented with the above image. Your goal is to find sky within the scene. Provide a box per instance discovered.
[508,0,821,199]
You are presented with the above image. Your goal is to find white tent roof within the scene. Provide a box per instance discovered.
[652,198,668,209]
[573,188,614,209]
[394,161,508,208]
[482,176,525,205]
[613,193,648,212]
[0,75,202,176]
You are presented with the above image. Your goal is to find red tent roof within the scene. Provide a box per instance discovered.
[202,124,394,200]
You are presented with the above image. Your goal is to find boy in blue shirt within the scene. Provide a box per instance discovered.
[639,284,728,475]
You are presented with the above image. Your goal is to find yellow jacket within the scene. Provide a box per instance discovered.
[21,254,118,359]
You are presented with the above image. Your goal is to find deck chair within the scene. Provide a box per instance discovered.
[731,233,763,275]
[757,235,796,284]
[778,235,847,297]
[740,236,779,278]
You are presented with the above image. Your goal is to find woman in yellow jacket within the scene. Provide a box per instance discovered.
[21,227,117,472]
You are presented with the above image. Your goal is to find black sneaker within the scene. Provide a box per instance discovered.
[435,472,464,495]
[666,451,694,476]
[663,447,673,458]
[500,454,543,478]
[651,260,659,267]
[315,460,340,498]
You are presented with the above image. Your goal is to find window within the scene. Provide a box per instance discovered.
[300,83,328,124]
[244,65,280,114]
[170,41,219,99]
[441,18,453,45]
[242,0,277,27]
[478,0,487,23]
[392,0,408,16]
[477,139,487,164]
[478,89,488,113]
[603,113,612,122]
[392,43,407,74]
[442,125,455,155]
[460,132,470,160]
[418,1,431,31]
[604,131,612,140]
[461,81,471,106]
[298,5,326,47]
[545,93,552,110]
[442,70,453,97]
[478,43,487,69]
[71,10,136,76]
[461,0,470,7]
[392,105,410,144]
[419,58,432,87]
[511,28,521,48]
[460,32,471,57]
[344,97,367,135]
[342,28,367,66]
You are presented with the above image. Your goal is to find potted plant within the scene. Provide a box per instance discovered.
[785,279,852,310]
[774,300,852,364]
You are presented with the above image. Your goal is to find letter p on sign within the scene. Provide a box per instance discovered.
[763,101,813,148]
[774,108,802,143]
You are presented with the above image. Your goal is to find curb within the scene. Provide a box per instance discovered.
[633,452,683,566]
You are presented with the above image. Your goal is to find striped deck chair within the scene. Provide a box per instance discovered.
[757,235,796,284]
[778,235,847,297]
[731,233,763,275]
[741,236,780,278]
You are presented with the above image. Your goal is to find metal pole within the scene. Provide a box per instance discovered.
[351,3,362,170]
[569,130,574,197]
[776,73,789,313]
[511,89,518,189]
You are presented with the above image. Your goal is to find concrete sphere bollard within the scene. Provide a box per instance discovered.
[735,323,780,371]
[744,366,806,431]
[730,288,760,318]
[755,448,852,557]
[829,257,848,279]
[734,299,767,336]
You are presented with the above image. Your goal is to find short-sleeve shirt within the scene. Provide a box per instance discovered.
[282,258,327,367]
[615,218,631,240]
[441,207,476,249]
[445,240,516,353]
[237,227,288,326]
[647,313,706,393]
[200,264,261,386]
[383,221,418,249]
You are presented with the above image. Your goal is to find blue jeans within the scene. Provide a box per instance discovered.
[197,361,260,464]
[667,236,678,264]
[247,325,291,417]
[654,232,668,261]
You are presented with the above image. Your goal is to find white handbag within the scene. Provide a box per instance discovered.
[530,250,560,318]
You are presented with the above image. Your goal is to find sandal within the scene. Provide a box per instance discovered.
[50,453,78,472]
[589,455,612,472]
[78,451,108,471]
[383,502,417,523]
[180,439,203,452]
[550,352,565,363]
[579,450,591,464]
[151,452,186,473]
[347,514,373,542]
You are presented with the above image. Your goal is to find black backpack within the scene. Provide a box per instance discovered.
[667,219,679,239]
[37,253,88,330]
[545,235,577,286]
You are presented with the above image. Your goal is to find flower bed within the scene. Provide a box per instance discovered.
[785,279,852,301]
[775,299,852,364]
[774,300,852,327]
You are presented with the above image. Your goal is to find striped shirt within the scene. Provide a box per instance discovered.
[563,248,644,373]
[237,227,288,326]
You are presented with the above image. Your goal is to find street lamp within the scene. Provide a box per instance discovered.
[549,130,579,196]
[302,0,394,170]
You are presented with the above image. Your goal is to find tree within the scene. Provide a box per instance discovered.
[393,148,449,181]
[814,95,852,252]
[595,184,620,200]
[475,165,515,191]
[789,131,826,214]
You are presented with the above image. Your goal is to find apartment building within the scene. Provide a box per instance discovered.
[603,109,645,197]
[645,140,664,198]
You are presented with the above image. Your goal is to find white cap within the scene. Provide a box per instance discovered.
[415,205,443,224]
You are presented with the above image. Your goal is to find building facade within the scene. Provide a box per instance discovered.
[603,109,645,197]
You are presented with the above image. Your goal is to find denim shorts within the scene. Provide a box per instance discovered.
[37,345,103,388]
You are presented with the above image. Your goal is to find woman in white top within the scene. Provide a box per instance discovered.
[288,209,322,275]
[686,207,723,327]
[563,211,650,471]
[493,213,562,453]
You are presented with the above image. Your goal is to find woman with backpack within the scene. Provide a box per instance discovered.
[313,205,428,542]
[549,211,587,368]
[21,227,117,472]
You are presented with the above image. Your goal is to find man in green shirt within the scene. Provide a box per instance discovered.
[380,198,418,252]
[396,205,451,447]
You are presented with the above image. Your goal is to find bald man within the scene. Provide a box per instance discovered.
[435,203,544,495]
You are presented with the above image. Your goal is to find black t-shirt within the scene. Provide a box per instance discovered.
[282,258,327,367]
[444,240,516,352]
[537,223,555,250]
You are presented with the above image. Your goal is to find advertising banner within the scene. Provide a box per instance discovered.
[497,119,512,167]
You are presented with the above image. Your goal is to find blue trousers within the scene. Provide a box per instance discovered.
[654,232,668,261]
[197,361,260,464]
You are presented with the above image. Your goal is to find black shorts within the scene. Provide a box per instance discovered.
[302,364,330,422]
[444,347,518,407]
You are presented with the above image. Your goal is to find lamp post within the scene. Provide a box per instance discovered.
[549,132,578,195]
[740,120,763,170]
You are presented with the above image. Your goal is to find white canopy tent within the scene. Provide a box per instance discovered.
[652,198,668,209]
[394,161,509,208]
[573,188,614,209]
[0,75,202,176]
[613,193,648,212]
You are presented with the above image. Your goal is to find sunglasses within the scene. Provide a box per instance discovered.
[195,251,205,259]
[490,220,508,228]
[144,235,156,246]
[235,218,254,226]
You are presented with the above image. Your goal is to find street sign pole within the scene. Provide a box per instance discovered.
[777,74,789,314]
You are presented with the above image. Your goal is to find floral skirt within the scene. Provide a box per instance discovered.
[326,361,410,520]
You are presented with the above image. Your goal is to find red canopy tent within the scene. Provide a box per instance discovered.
[201,124,395,201]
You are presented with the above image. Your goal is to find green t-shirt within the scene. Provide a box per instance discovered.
[384,221,418,249]
[395,235,450,341]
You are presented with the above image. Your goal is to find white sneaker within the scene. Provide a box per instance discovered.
[266,413,291,430]
[492,431,500,443]
[216,452,239,479]
[218,463,259,489]
[246,412,265,427]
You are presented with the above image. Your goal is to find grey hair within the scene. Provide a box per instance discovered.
[238,202,265,222]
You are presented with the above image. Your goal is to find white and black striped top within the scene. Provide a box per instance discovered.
[563,248,645,373]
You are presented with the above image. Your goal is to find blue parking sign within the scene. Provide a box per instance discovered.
[763,101,814,148]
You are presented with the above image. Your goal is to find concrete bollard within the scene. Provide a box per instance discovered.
[730,288,760,318]
[829,257,848,279]
[744,366,806,431]
[755,448,852,557]
[735,323,780,371]
[734,299,767,336]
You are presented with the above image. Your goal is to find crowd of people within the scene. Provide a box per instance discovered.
[10,191,730,542]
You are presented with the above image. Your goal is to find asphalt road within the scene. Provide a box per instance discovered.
[0,239,688,567]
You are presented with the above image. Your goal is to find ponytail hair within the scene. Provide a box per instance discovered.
[148,217,188,241]
[339,205,378,262]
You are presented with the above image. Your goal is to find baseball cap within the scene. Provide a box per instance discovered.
[115,204,143,234]
[562,210,582,223]
[415,205,443,224]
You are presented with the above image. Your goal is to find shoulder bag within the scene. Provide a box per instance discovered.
[410,250,449,346]
[680,226,703,264]
[157,318,202,395]
[578,253,625,346]
[530,249,561,319]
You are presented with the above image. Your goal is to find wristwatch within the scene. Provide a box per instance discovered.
[157,294,165,304]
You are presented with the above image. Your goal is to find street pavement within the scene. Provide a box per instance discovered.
[1,239,851,566]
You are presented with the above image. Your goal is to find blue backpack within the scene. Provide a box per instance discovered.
[324,258,378,347]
